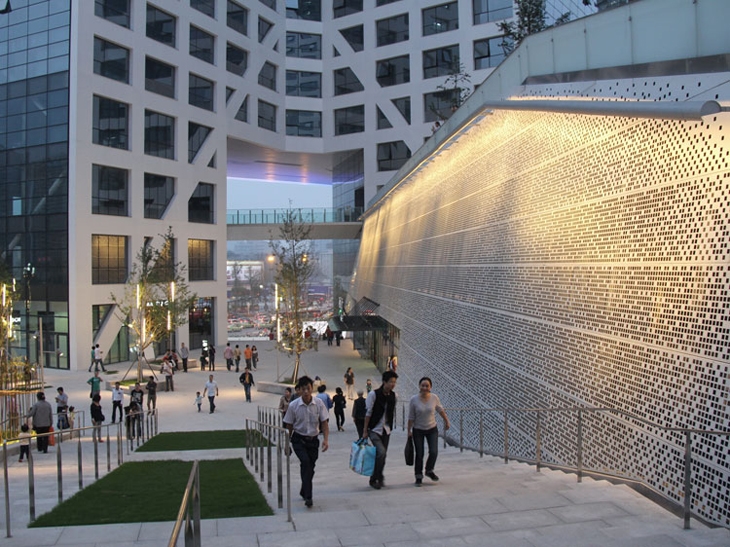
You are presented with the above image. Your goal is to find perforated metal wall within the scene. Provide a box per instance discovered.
[352,73,730,525]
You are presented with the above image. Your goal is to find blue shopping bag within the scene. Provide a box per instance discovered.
[350,439,376,476]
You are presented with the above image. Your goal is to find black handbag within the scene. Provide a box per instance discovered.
[404,436,414,466]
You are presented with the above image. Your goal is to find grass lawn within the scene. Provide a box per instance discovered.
[136,429,268,452]
[30,459,273,527]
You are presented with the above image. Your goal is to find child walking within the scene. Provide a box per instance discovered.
[194,391,203,412]
[18,424,31,462]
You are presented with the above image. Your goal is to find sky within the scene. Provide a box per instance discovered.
[227,178,332,210]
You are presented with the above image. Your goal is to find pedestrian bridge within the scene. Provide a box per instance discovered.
[227,208,363,240]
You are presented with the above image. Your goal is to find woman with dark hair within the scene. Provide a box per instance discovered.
[90,393,105,443]
[332,387,346,431]
[407,377,450,486]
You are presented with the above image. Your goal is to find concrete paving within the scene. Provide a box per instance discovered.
[2,340,729,546]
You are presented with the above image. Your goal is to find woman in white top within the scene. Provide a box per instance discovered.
[407,377,450,486]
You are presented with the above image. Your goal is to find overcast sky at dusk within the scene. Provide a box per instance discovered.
[227,178,332,210]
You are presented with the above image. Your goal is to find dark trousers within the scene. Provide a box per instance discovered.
[243,384,252,402]
[35,425,51,452]
[235,358,240,372]
[182,358,188,372]
[208,395,216,412]
[354,418,365,439]
[368,430,390,483]
[112,400,123,422]
[413,426,439,478]
[334,408,345,429]
[165,376,174,392]
[291,433,319,500]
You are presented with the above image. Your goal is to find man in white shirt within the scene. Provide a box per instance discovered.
[203,375,219,414]
[283,376,329,508]
[111,382,125,423]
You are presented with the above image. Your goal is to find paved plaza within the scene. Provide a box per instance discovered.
[2,341,728,546]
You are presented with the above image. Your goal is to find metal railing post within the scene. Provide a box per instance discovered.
[3,441,11,538]
[535,410,542,472]
[576,410,583,483]
[479,410,484,458]
[503,410,509,464]
[77,434,83,490]
[267,423,273,493]
[277,430,284,509]
[56,436,63,503]
[459,410,464,452]
[28,447,36,522]
[683,430,692,530]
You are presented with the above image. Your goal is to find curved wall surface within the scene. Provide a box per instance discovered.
[351,1,730,526]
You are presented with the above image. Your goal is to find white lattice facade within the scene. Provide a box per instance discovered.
[351,0,730,526]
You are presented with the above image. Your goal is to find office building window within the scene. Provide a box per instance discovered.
[377,0,401,4]
[334,67,363,95]
[92,235,128,284]
[191,0,215,18]
[190,26,215,64]
[95,0,130,28]
[144,173,174,219]
[188,122,212,163]
[376,106,392,129]
[376,55,410,87]
[258,62,277,91]
[189,183,215,224]
[286,32,321,59]
[377,141,411,171]
[473,0,512,24]
[334,0,362,18]
[423,2,458,36]
[260,0,276,9]
[227,43,248,76]
[423,44,459,79]
[474,36,507,69]
[287,0,321,21]
[189,74,215,111]
[335,105,365,135]
[259,17,273,43]
[235,96,248,123]
[392,96,410,124]
[286,71,321,98]
[424,89,459,122]
[339,25,363,52]
[286,110,322,137]
[92,164,128,216]
[93,95,128,150]
[93,37,129,83]
[227,0,248,35]
[145,57,176,98]
[376,13,409,46]
[258,100,276,131]
[145,110,175,159]
[147,5,176,47]
[188,239,214,281]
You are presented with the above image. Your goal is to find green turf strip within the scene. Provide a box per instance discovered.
[30,459,273,527]
[135,429,269,452]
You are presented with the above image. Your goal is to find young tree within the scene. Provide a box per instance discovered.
[269,208,316,383]
[499,0,572,54]
[429,59,473,124]
[111,228,196,383]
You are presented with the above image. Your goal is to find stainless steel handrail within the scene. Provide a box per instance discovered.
[168,460,201,547]
[2,422,124,537]
[399,402,729,530]
[245,412,292,523]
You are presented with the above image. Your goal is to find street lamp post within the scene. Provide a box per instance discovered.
[22,263,35,364]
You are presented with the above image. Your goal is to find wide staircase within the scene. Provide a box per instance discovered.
[245,424,730,547]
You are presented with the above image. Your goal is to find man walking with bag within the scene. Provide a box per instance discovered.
[362,370,398,490]
[283,376,329,508]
